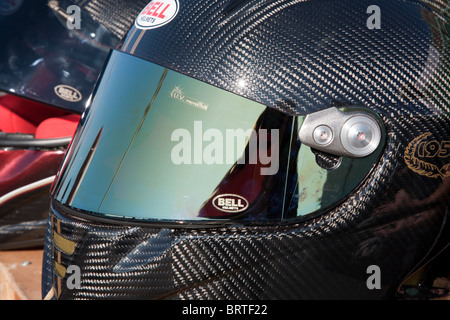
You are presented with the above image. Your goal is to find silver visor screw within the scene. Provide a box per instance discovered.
[340,115,381,157]
[313,125,333,145]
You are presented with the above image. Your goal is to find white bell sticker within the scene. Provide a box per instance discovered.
[135,0,179,30]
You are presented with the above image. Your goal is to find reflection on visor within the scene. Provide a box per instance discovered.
[52,50,383,224]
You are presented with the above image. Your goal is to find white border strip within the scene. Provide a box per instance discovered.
[0,176,56,206]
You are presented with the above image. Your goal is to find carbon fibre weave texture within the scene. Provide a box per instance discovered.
[41,0,449,299]
[122,0,450,118]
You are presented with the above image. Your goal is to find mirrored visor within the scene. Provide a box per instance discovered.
[52,50,383,224]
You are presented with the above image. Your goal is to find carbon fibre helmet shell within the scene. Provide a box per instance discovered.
[42,0,449,299]
[121,0,449,117]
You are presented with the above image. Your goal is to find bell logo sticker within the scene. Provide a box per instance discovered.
[54,85,82,102]
[213,194,249,213]
[135,0,179,30]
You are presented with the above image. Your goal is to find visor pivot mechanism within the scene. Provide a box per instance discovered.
[340,115,381,157]
[299,107,382,158]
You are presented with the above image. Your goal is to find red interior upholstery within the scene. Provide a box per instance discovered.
[35,114,80,139]
[0,94,80,139]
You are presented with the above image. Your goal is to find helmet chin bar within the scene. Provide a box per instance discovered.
[298,107,382,158]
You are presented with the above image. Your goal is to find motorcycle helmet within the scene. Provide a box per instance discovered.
[0,0,145,249]
[42,0,449,299]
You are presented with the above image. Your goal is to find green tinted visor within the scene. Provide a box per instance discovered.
[51,50,385,225]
